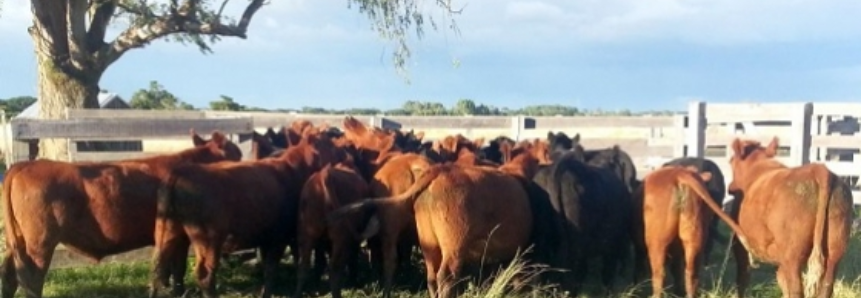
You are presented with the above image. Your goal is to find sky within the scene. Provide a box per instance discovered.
[2,0,861,112]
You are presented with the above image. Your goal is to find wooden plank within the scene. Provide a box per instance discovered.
[705,133,788,146]
[72,151,164,162]
[68,109,206,119]
[722,194,861,206]
[384,116,511,129]
[811,135,861,149]
[252,115,358,129]
[579,138,675,157]
[705,102,803,122]
[11,118,253,140]
[812,103,861,117]
[531,116,674,128]
[821,161,861,176]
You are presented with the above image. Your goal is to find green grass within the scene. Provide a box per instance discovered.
[13,227,861,298]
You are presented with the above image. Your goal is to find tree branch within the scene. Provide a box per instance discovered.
[98,0,265,70]
[67,0,90,69]
[86,0,118,53]
[30,0,70,58]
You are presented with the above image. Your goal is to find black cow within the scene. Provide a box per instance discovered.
[546,132,639,192]
[480,136,517,164]
[532,151,633,297]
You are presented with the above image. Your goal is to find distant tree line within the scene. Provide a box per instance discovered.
[2,80,683,117]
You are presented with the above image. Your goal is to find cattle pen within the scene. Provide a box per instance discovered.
[2,101,861,269]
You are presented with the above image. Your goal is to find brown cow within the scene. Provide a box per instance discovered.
[294,162,373,298]
[637,166,750,298]
[1,131,239,298]
[151,158,296,298]
[151,130,349,298]
[330,163,535,298]
[192,129,243,161]
[341,118,435,297]
[727,137,854,298]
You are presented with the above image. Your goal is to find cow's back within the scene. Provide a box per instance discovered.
[415,166,533,263]
[663,157,726,206]
[8,159,165,259]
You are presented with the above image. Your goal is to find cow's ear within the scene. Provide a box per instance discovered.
[572,133,581,143]
[191,129,205,146]
[473,137,485,149]
[699,171,713,182]
[547,131,555,140]
[765,137,779,157]
[211,131,227,147]
[731,138,744,157]
[500,141,513,163]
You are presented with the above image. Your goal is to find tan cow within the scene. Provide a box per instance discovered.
[637,166,749,298]
[727,137,854,298]
[329,163,536,298]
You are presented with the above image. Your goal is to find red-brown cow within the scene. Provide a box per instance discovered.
[294,162,372,298]
[727,137,854,298]
[637,166,749,298]
[1,131,239,298]
[151,129,350,298]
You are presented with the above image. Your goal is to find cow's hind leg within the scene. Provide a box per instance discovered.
[647,240,670,298]
[1,251,18,298]
[600,248,622,295]
[732,236,750,298]
[294,233,318,298]
[327,236,356,298]
[259,243,287,298]
[169,236,190,297]
[816,256,840,298]
[436,254,464,298]
[189,237,224,298]
[11,246,54,298]
[776,262,804,298]
[150,222,189,298]
[420,244,442,298]
[681,238,704,298]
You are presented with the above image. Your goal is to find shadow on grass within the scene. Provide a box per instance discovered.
[35,230,861,298]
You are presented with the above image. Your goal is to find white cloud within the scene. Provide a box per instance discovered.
[3,1,861,56]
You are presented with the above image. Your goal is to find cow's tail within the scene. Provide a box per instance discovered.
[155,172,181,255]
[326,166,444,226]
[1,166,23,281]
[678,173,751,251]
[804,165,833,298]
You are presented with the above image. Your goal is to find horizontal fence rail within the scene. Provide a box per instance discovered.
[5,102,860,203]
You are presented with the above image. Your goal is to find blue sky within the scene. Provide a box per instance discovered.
[2,0,861,112]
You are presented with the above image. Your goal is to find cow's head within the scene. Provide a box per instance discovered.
[191,129,242,161]
[728,136,779,193]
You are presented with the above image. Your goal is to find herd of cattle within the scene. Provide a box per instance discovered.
[0,116,855,298]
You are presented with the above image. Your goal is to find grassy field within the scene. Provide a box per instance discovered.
[7,227,860,298]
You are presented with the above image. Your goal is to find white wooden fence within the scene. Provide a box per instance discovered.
[6,102,861,203]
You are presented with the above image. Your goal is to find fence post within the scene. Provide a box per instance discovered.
[815,114,830,162]
[509,115,522,141]
[672,114,687,157]
[368,116,377,128]
[791,102,814,166]
[686,101,706,158]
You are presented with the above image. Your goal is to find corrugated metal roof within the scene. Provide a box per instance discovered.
[15,92,127,119]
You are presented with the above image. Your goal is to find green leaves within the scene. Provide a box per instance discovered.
[129,80,195,110]
[348,0,463,82]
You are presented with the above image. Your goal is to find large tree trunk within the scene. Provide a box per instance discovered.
[33,51,101,161]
